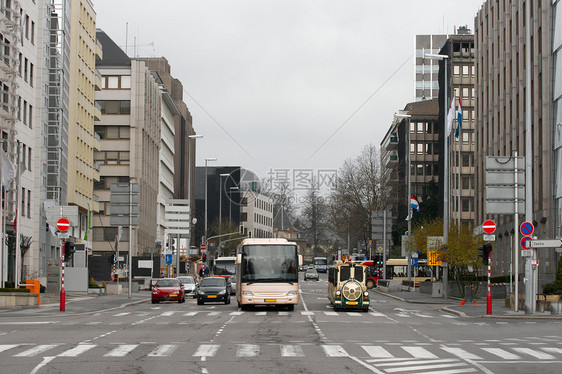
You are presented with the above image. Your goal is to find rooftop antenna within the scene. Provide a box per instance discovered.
[125,22,128,55]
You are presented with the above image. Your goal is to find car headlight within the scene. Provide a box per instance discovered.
[364,292,369,297]
[198,290,205,295]
[218,290,226,295]
[242,291,253,296]
[287,291,297,296]
[336,291,341,296]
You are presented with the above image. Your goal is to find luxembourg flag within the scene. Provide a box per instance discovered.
[455,97,462,138]
[410,195,420,212]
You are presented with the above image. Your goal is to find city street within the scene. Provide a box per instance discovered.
[1,274,561,374]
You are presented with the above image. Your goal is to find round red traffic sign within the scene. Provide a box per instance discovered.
[482,220,496,234]
[57,217,70,232]
[520,221,534,236]
[200,244,206,250]
[521,236,533,249]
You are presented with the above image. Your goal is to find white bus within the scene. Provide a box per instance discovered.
[236,238,303,311]
[212,256,236,278]
[313,257,328,273]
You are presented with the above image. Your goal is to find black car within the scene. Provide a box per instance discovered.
[197,277,231,305]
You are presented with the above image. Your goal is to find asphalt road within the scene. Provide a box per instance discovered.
[1,273,561,374]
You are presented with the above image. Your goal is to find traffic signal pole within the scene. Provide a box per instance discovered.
[487,251,492,315]
[60,239,66,312]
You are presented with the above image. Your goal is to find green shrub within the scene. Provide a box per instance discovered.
[89,277,101,288]
[542,282,561,295]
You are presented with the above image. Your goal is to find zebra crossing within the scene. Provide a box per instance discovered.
[1,341,560,363]
[99,309,459,320]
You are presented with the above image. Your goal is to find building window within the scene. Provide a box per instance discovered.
[102,75,131,89]
[97,100,131,115]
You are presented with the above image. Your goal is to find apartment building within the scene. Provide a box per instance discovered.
[475,0,557,283]
[93,30,160,257]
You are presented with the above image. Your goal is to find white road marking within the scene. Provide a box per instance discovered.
[255,311,267,316]
[481,348,521,360]
[193,344,219,357]
[183,311,199,316]
[113,312,130,317]
[369,312,386,317]
[29,356,56,374]
[541,347,562,355]
[0,344,18,353]
[384,362,474,373]
[362,345,394,358]
[236,344,260,357]
[324,311,338,316]
[301,311,315,316]
[58,344,96,357]
[512,347,556,360]
[402,346,438,358]
[147,344,178,357]
[347,312,362,317]
[104,344,138,357]
[14,344,59,357]
[160,311,175,317]
[280,344,304,357]
[322,345,349,357]
[229,311,244,315]
[440,346,482,360]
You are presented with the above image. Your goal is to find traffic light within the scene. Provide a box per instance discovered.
[109,253,116,264]
[202,253,207,262]
[478,243,492,265]
[64,242,75,262]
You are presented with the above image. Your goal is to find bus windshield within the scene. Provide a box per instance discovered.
[313,257,328,266]
[213,258,236,276]
[240,245,298,283]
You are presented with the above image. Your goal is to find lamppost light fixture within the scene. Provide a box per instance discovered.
[189,134,204,139]
[424,53,449,60]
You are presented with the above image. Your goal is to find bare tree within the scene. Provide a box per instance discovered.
[296,179,329,256]
[328,144,391,251]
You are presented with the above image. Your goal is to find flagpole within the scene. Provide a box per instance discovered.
[14,141,21,286]
[0,148,3,288]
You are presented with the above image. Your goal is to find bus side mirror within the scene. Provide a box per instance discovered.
[298,254,303,267]
[236,253,242,264]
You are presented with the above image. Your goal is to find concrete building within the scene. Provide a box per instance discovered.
[93,30,160,257]
[475,1,557,284]
[65,0,102,256]
[414,34,448,102]
[240,190,274,239]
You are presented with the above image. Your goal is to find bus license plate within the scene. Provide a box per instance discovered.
[208,295,217,298]
[347,302,357,305]
[264,299,277,302]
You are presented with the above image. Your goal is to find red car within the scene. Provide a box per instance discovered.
[152,278,185,303]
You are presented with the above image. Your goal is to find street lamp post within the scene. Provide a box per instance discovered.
[425,53,450,298]
[186,134,203,269]
[218,173,230,254]
[204,157,217,246]
[229,186,239,223]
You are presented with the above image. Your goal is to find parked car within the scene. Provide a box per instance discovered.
[177,276,197,298]
[304,268,319,281]
[197,276,231,305]
[228,274,237,295]
[152,278,185,303]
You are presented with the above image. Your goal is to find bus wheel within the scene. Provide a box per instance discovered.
[366,279,375,289]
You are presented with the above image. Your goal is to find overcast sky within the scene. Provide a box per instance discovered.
[93,0,485,185]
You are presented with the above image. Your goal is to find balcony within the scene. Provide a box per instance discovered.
[383,151,399,167]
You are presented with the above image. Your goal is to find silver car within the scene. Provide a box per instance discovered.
[177,276,197,298]
[228,274,237,295]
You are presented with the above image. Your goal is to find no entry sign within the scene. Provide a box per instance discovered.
[57,217,70,232]
[482,220,496,234]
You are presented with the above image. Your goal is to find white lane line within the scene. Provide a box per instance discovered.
[183,311,199,316]
[160,311,175,317]
[369,312,386,317]
[193,344,219,357]
[322,345,349,357]
[541,347,562,355]
[480,348,521,360]
[14,344,59,357]
[255,311,267,316]
[236,344,260,357]
[402,346,438,358]
[147,344,178,357]
[113,312,130,317]
[29,356,56,374]
[385,363,474,373]
[440,346,482,360]
[0,344,18,353]
[280,344,304,357]
[512,347,556,360]
[301,311,315,316]
[0,322,56,325]
[347,312,362,317]
[375,359,461,367]
[361,345,394,358]
[58,344,96,357]
[229,311,244,316]
[104,344,138,357]
[324,311,338,316]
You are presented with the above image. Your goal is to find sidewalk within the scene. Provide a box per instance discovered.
[0,291,150,318]
[373,289,562,320]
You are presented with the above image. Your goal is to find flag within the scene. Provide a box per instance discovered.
[83,204,91,241]
[455,97,463,139]
[410,195,420,212]
[0,148,15,187]
[446,96,455,137]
